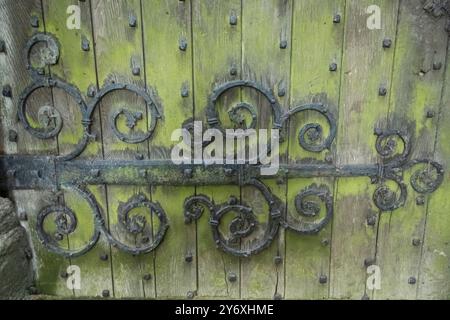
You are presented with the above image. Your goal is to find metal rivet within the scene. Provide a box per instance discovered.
[227,196,238,205]
[378,86,387,96]
[364,258,375,267]
[416,196,425,206]
[100,253,108,261]
[87,84,96,97]
[129,14,137,27]
[2,85,12,98]
[321,238,329,246]
[276,177,285,185]
[102,289,110,297]
[30,16,39,28]
[143,274,152,281]
[432,62,442,70]
[228,272,237,282]
[0,40,5,53]
[325,154,333,163]
[273,293,283,300]
[426,110,435,118]
[329,62,338,72]
[319,275,328,284]
[412,238,421,246]
[132,67,141,76]
[81,38,90,51]
[408,276,416,285]
[278,87,286,97]
[367,215,377,226]
[229,12,237,25]
[135,153,144,160]
[60,271,69,279]
[141,236,150,243]
[187,290,195,299]
[230,66,237,76]
[8,129,18,142]
[179,37,188,51]
[18,210,28,221]
[382,38,392,48]
[333,14,341,23]
[181,84,189,97]
[280,40,287,49]
[185,253,193,263]
[274,256,283,265]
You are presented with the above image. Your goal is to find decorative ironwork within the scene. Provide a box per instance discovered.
[423,0,450,34]
[0,33,445,258]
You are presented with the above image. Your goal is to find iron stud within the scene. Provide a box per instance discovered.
[319,275,328,284]
[8,129,18,142]
[87,85,96,97]
[229,12,237,25]
[102,289,110,297]
[30,16,39,28]
[426,110,435,118]
[81,38,90,51]
[367,215,377,226]
[412,238,421,246]
[230,66,237,76]
[132,67,141,76]
[129,14,137,27]
[0,40,5,53]
[280,40,287,49]
[228,272,237,282]
[333,14,341,23]
[432,62,442,70]
[185,253,193,263]
[187,291,195,299]
[179,38,188,51]
[364,258,375,267]
[408,277,416,285]
[100,253,108,261]
[382,38,392,48]
[321,238,329,246]
[273,293,283,300]
[135,153,144,160]
[378,86,387,96]
[416,196,425,206]
[274,256,283,265]
[329,62,338,72]
[143,274,152,281]
[2,85,12,98]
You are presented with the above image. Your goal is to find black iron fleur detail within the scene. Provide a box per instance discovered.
[0,33,444,257]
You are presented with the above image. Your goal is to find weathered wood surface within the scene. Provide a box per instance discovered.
[0,0,449,299]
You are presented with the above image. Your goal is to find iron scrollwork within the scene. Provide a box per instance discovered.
[2,33,445,258]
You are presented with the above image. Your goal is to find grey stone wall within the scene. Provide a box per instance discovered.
[0,197,34,299]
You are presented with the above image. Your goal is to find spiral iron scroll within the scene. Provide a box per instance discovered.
[17,33,444,258]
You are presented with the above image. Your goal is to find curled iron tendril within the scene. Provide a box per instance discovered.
[283,184,333,234]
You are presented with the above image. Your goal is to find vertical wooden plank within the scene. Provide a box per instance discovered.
[374,0,449,299]
[239,0,292,299]
[0,0,70,296]
[330,0,399,299]
[42,0,113,298]
[418,38,450,300]
[142,0,196,298]
[285,0,344,299]
[91,0,153,298]
[192,0,241,298]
